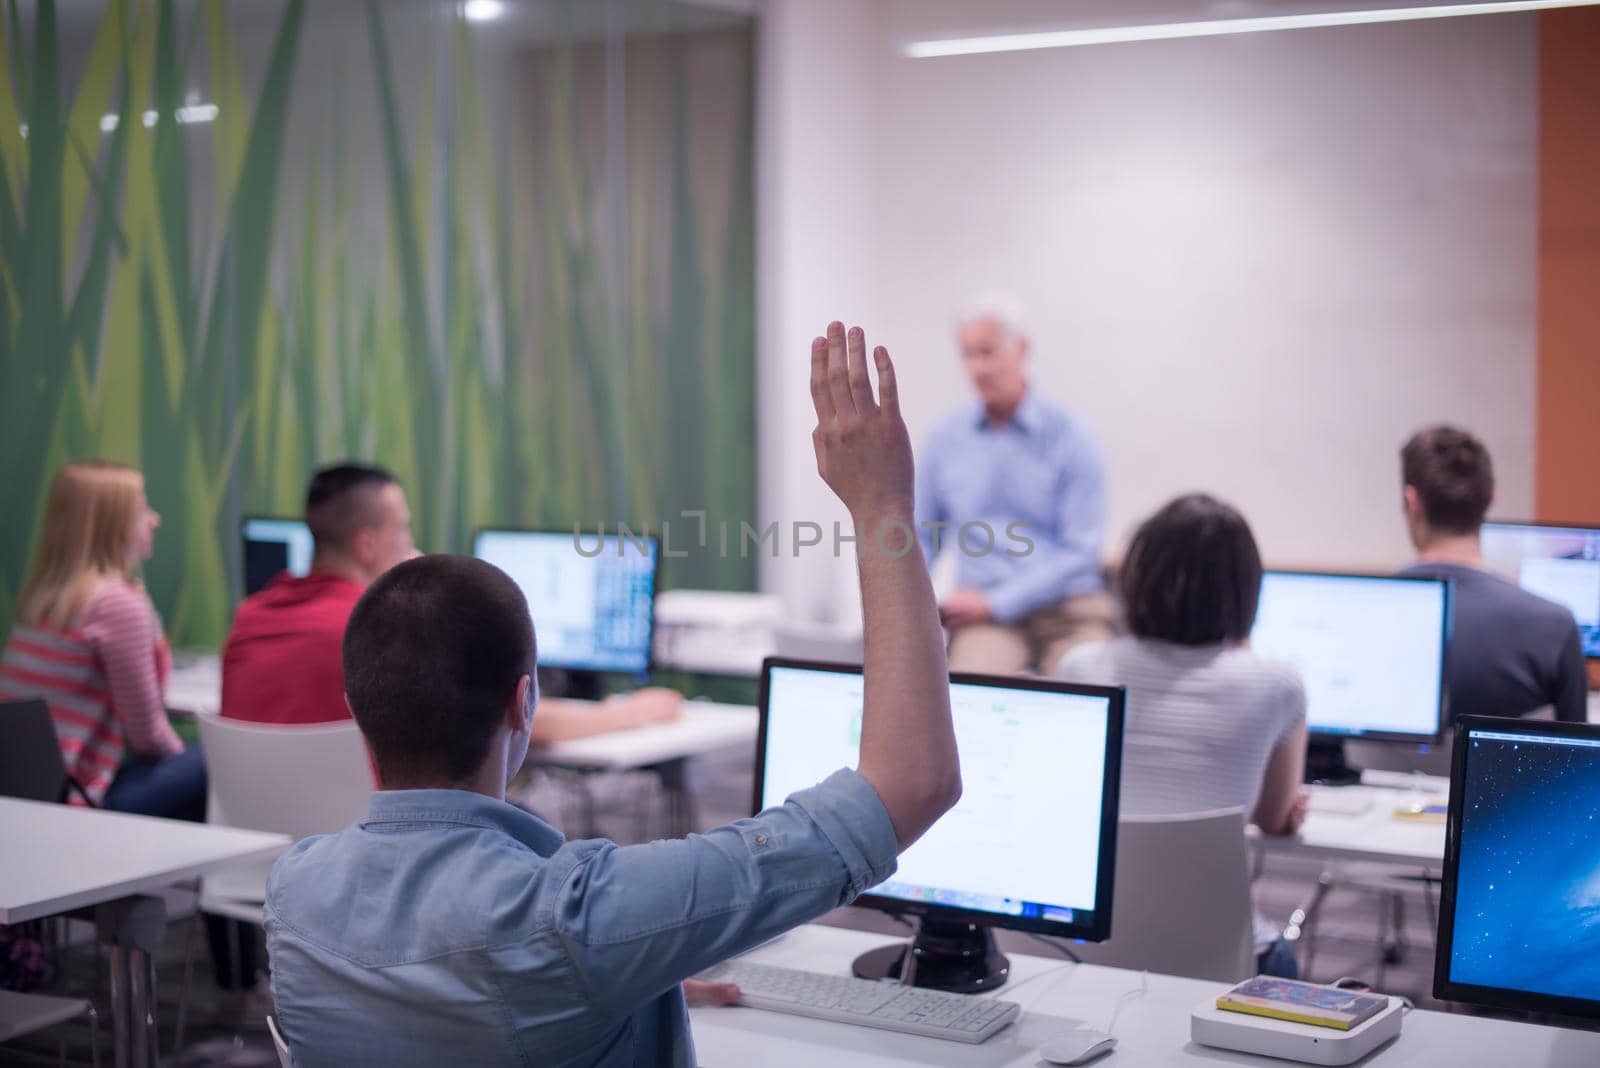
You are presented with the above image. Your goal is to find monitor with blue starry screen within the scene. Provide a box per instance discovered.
[1436,716,1600,1020]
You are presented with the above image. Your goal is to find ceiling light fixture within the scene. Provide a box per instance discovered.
[904,0,1600,58]
[463,0,506,22]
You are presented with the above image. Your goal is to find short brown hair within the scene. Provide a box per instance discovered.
[343,555,536,785]
[1120,494,1263,646]
[304,463,397,554]
[1400,426,1493,535]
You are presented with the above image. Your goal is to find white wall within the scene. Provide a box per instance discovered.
[755,0,885,621]
[758,1,1538,618]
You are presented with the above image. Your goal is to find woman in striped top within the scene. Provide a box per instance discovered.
[0,461,202,815]
[1057,494,1309,978]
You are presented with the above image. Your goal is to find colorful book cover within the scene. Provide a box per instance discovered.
[1216,977,1388,1031]
[1392,802,1448,823]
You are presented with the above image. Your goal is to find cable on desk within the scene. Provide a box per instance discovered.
[1019,931,1082,963]
[1102,970,1149,1035]
[997,959,1076,1007]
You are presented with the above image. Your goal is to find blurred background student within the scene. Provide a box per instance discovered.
[0,460,258,1000]
[1057,494,1309,977]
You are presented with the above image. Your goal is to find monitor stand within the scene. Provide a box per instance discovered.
[1304,738,1362,786]
[852,916,1010,994]
[538,667,604,703]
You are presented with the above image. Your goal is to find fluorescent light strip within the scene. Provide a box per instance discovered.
[905,0,1600,58]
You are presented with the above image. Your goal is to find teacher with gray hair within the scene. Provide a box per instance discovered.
[913,296,1114,675]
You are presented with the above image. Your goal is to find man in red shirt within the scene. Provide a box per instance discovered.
[223,465,415,725]
[222,464,681,736]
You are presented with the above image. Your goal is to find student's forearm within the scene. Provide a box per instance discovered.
[854,508,961,848]
[1254,730,1307,835]
[807,321,960,848]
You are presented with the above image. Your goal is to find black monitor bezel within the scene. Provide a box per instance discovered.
[471,526,661,676]
[1480,520,1600,661]
[1434,715,1600,1021]
[1258,569,1452,744]
[754,656,1125,943]
[238,514,313,598]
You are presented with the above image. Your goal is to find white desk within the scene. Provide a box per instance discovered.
[0,798,289,1068]
[528,701,757,770]
[690,924,1600,1067]
[528,702,757,838]
[0,798,288,924]
[165,653,222,717]
[1252,772,1448,867]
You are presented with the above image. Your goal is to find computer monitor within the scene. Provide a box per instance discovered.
[1435,716,1600,1020]
[1253,571,1450,739]
[755,658,1125,993]
[241,517,313,597]
[472,528,659,683]
[1481,521,1600,659]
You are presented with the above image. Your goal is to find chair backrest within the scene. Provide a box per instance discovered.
[197,713,374,900]
[0,699,70,803]
[1003,808,1254,983]
[267,1014,294,1068]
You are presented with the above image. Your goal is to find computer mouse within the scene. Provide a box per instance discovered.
[1039,1028,1117,1065]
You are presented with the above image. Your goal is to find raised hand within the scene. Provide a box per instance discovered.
[810,322,914,526]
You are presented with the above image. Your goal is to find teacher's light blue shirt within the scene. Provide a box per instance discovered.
[915,390,1107,623]
[264,769,898,1068]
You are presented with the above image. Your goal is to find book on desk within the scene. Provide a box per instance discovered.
[1216,977,1389,1031]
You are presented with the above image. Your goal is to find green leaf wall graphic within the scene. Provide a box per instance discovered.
[1,0,757,647]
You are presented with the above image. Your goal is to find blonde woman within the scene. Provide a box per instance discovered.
[0,461,271,1002]
[0,461,199,815]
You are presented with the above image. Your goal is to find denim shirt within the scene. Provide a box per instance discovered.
[264,768,898,1067]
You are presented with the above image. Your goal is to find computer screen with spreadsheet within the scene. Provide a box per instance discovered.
[756,659,1124,943]
[1436,717,1600,1020]
[1482,522,1600,659]
[472,529,658,675]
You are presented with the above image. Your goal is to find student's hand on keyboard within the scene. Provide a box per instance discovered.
[683,979,742,1007]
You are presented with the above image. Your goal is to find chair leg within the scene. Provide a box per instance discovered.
[1421,873,1439,938]
[172,911,199,1051]
[1374,896,1388,989]
[1286,872,1334,979]
[88,1002,102,1068]
[1392,892,1408,958]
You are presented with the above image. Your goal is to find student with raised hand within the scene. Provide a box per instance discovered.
[1396,426,1587,725]
[264,322,961,1067]
[221,462,682,741]
[1056,494,1308,978]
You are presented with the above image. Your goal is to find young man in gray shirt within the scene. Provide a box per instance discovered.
[1396,426,1588,725]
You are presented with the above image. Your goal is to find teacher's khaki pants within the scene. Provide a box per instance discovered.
[947,592,1118,677]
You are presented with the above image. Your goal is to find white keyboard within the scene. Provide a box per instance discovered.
[696,960,1021,1044]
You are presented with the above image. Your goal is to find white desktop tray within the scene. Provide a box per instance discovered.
[1191,995,1404,1065]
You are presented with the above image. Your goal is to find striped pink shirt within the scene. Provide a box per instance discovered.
[0,582,182,805]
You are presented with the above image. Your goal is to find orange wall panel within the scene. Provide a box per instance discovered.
[1537,9,1600,524]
